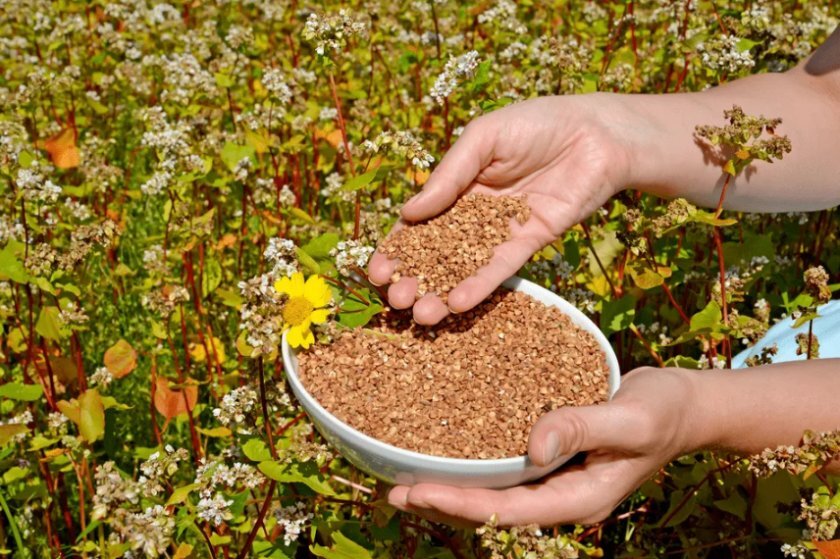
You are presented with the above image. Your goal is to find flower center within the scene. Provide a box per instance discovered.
[283,296,313,326]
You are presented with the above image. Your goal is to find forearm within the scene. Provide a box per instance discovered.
[611,31,840,212]
[686,359,840,472]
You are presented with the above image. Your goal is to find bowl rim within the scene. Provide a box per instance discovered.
[281,275,620,467]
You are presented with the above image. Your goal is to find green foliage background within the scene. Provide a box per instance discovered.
[0,0,838,557]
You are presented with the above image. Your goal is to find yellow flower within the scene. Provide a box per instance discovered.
[275,272,331,349]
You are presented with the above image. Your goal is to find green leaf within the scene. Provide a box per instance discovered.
[690,301,722,333]
[792,311,820,329]
[36,306,66,340]
[600,296,636,334]
[714,491,748,518]
[202,257,223,297]
[0,244,29,283]
[220,142,256,173]
[167,483,200,505]
[297,247,321,274]
[0,425,27,446]
[215,288,244,309]
[468,59,493,94]
[242,439,273,462]
[311,532,372,559]
[303,233,341,259]
[258,461,336,495]
[214,72,234,88]
[736,38,760,52]
[78,389,106,443]
[341,170,378,193]
[629,266,664,290]
[28,435,59,451]
[2,466,28,485]
[338,291,382,328]
[101,396,132,411]
[690,209,738,227]
[196,426,231,438]
[0,382,43,402]
[288,207,316,224]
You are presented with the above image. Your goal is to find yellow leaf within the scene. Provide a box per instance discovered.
[189,336,225,364]
[587,274,613,298]
[735,149,750,160]
[246,130,270,155]
[173,543,194,559]
[43,127,80,169]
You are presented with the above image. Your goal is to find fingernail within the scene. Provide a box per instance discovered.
[542,431,560,465]
[403,191,426,211]
[388,488,408,507]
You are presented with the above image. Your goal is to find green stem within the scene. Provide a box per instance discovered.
[0,489,25,556]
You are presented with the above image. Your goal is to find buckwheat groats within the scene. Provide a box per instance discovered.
[297,289,610,459]
[378,193,530,301]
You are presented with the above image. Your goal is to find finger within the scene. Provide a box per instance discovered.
[387,277,419,309]
[446,230,543,313]
[404,454,651,527]
[527,404,633,467]
[401,121,496,222]
[368,251,397,286]
[388,486,477,527]
[368,221,406,285]
[412,294,450,325]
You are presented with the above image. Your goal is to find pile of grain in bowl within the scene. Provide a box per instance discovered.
[378,193,530,301]
[297,289,610,460]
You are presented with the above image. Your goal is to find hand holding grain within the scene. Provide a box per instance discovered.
[368,96,633,324]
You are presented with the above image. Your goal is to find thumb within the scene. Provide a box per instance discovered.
[528,404,631,467]
[401,119,495,222]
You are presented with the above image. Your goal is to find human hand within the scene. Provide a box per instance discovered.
[387,367,700,527]
[368,95,635,324]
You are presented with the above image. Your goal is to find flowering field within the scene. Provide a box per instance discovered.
[1,0,839,558]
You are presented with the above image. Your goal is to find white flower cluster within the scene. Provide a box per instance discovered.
[16,167,61,205]
[697,35,755,73]
[92,461,141,520]
[319,107,338,121]
[780,542,809,559]
[212,386,258,427]
[139,445,189,497]
[118,505,175,557]
[330,240,374,277]
[274,501,314,547]
[238,271,285,355]
[195,459,264,493]
[429,50,480,105]
[320,171,355,203]
[367,131,434,169]
[197,493,234,526]
[477,0,526,34]
[89,366,113,389]
[302,10,368,56]
[262,68,293,104]
[264,237,298,277]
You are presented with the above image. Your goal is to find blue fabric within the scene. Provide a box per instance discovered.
[732,300,840,368]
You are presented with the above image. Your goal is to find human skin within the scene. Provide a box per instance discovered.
[370,29,840,526]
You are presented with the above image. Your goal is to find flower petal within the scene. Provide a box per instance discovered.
[287,325,304,348]
[303,275,331,308]
[310,308,330,324]
[299,329,314,349]
[288,324,314,349]
[275,272,305,298]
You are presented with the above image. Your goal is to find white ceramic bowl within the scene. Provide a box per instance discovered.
[281,276,620,489]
